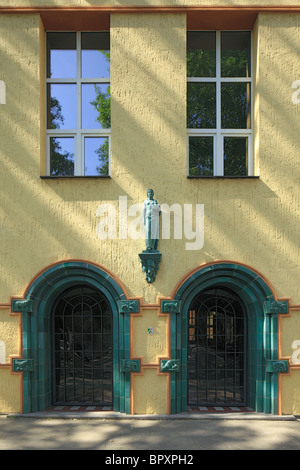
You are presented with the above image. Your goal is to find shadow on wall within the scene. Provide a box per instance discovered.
[0,14,299,303]
[0,80,5,104]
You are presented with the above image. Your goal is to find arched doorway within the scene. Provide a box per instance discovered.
[188,288,247,407]
[16,261,132,414]
[52,285,113,406]
[169,262,287,415]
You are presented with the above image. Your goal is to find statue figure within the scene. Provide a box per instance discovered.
[139,189,162,283]
[143,189,161,251]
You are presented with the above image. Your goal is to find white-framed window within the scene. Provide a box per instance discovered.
[187,31,252,177]
[46,31,110,177]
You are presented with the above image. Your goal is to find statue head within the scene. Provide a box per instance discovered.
[147,188,154,199]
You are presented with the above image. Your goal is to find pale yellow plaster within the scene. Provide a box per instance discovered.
[280,311,300,361]
[133,368,168,414]
[0,369,21,413]
[0,8,299,414]
[0,1,300,7]
[0,12,299,305]
[281,372,300,415]
[0,310,20,363]
[132,310,168,364]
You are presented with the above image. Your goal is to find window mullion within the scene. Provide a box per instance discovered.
[248,135,253,176]
[46,135,50,175]
[215,31,222,176]
[76,31,82,176]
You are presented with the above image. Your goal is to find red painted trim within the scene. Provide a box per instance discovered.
[0,6,299,31]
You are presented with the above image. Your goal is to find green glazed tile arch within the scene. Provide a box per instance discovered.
[26,261,126,302]
[19,260,130,414]
[29,275,119,314]
[180,276,269,318]
[175,263,275,305]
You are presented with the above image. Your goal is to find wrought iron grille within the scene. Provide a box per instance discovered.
[188,288,247,406]
[52,285,112,406]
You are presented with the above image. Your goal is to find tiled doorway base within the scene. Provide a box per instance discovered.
[47,405,254,413]
[49,406,113,412]
[188,406,254,413]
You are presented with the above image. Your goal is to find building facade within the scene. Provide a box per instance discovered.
[0,0,300,416]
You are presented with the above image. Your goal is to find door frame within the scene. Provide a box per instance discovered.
[170,261,288,414]
[14,260,131,414]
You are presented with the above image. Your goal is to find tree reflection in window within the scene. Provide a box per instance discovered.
[50,137,74,177]
[48,95,75,176]
[187,31,252,177]
[47,32,110,177]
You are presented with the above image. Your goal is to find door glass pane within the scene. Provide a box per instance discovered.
[224,136,248,176]
[221,82,251,129]
[50,137,74,176]
[47,32,77,79]
[82,84,111,129]
[84,137,109,176]
[188,288,246,406]
[47,84,77,129]
[53,286,112,405]
[189,136,214,176]
[221,31,251,78]
[187,83,216,129]
[187,32,216,77]
[81,32,110,78]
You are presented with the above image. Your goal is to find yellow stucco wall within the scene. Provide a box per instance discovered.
[132,368,168,415]
[0,4,299,414]
[132,309,169,364]
[280,311,300,415]
[0,369,21,412]
[0,0,299,7]
[0,309,20,363]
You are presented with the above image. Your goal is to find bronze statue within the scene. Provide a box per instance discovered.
[143,189,161,251]
[139,189,162,283]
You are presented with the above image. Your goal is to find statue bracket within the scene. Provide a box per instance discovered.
[138,251,162,284]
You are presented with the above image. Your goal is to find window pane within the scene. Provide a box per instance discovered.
[187,83,216,128]
[47,32,76,79]
[82,84,111,129]
[47,84,77,129]
[221,32,251,77]
[81,32,110,78]
[187,32,216,77]
[224,137,248,176]
[189,136,214,176]
[221,82,251,129]
[84,137,109,176]
[50,137,75,176]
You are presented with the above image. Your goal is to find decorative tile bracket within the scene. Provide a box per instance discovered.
[138,251,162,284]
[161,300,181,314]
[12,359,34,372]
[160,359,180,373]
[266,360,289,374]
[120,359,141,373]
[117,300,139,314]
[11,299,34,313]
[264,300,289,316]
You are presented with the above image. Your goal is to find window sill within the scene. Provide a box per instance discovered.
[187,176,259,179]
[40,176,111,180]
